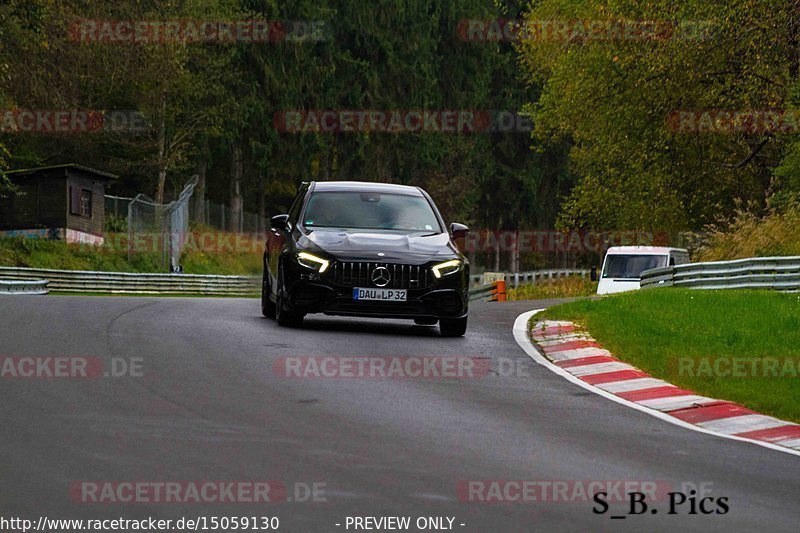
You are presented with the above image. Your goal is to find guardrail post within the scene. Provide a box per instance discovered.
[494,280,507,302]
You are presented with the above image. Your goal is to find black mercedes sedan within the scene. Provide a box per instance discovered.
[262,181,470,336]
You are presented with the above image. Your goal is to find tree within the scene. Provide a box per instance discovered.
[518,0,800,232]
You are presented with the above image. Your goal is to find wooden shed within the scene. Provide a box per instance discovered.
[0,164,117,244]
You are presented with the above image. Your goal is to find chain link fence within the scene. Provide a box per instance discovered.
[194,197,267,232]
[127,176,198,271]
[108,176,268,272]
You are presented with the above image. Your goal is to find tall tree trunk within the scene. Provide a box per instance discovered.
[511,231,520,273]
[321,143,331,181]
[155,93,167,206]
[494,229,501,272]
[258,172,266,232]
[790,10,800,79]
[156,168,167,205]
[331,138,338,180]
[229,145,243,232]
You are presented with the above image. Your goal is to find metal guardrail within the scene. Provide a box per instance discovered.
[0,267,258,296]
[0,279,49,295]
[469,269,590,288]
[640,256,800,291]
[0,266,588,297]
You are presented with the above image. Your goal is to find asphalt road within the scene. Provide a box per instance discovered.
[1,295,799,533]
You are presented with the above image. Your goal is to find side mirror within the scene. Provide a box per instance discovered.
[271,214,290,231]
[449,222,469,240]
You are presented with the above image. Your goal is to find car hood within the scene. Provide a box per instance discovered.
[299,229,457,263]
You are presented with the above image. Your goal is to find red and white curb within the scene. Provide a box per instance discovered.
[512,310,800,458]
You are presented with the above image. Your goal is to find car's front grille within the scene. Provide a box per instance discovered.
[328,261,431,289]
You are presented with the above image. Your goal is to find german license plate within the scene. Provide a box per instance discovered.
[353,288,407,302]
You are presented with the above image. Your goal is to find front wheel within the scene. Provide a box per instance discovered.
[261,271,276,318]
[275,266,304,327]
[439,316,468,337]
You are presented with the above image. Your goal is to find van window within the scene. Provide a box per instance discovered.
[602,255,668,280]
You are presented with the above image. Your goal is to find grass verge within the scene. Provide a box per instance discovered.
[695,206,800,261]
[0,235,261,275]
[508,276,597,300]
[49,292,258,298]
[537,289,800,423]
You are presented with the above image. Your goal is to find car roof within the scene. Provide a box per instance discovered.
[605,246,688,255]
[311,181,423,195]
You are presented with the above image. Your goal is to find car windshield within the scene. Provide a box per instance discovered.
[602,254,668,280]
[302,191,442,232]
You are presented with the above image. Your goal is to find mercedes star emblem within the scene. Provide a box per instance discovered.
[371,266,391,287]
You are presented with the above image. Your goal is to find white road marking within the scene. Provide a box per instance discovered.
[546,347,614,361]
[637,395,718,412]
[536,335,595,347]
[699,415,790,435]
[597,378,672,393]
[565,361,636,376]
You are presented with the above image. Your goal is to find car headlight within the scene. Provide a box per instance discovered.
[297,252,330,273]
[432,259,462,279]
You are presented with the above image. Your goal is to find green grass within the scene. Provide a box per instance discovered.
[0,236,155,271]
[538,289,800,423]
[508,276,597,300]
[0,235,261,275]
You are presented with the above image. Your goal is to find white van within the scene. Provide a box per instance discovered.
[596,246,689,295]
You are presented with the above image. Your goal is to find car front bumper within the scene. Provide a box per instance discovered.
[282,260,469,320]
